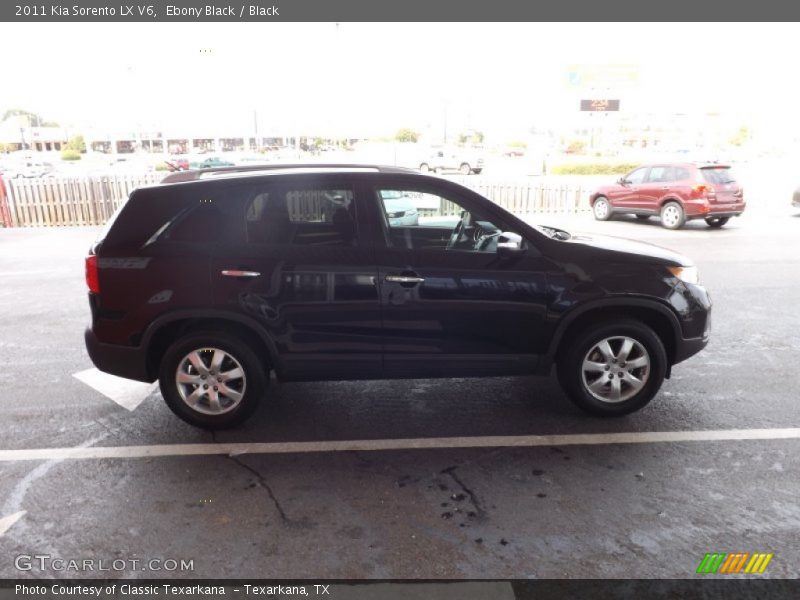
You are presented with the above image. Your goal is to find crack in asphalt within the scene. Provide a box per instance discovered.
[441,465,487,519]
[211,432,298,527]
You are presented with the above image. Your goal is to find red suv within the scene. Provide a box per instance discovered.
[590,163,745,229]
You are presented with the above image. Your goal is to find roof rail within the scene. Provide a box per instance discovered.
[160,163,418,183]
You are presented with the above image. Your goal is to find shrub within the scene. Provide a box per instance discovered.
[60,149,81,161]
[549,162,641,176]
[394,128,420,143]
[65,135,86,153]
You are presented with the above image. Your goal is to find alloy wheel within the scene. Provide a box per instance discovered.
[581,336,650,403]
[175,348,247,415]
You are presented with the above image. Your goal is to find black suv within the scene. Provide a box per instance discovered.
[85,165,711,428]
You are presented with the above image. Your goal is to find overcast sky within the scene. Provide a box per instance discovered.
[0,22,797,141]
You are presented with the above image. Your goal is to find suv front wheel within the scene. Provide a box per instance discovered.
[158,331,267,429]
[557,320,667,416]
[593,196,612,221]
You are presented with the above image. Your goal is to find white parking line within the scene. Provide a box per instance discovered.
[73,368,155,411]
[0,428,799,462]
[0,511,26,537]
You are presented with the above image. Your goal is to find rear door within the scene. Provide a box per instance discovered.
[367,177,550,378]
[638,165,673,210]
[209,175,382,381]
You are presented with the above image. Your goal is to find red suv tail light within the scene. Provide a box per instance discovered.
[692,184,711,194]
[85,255,100,294]
[691,183,716,200]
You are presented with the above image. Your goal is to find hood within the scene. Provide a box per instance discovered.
[562,232,692,267]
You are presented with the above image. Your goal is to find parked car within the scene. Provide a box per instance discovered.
[590,163,745,229]
[1,158,55,179]
[380,190,419,226]
[419,146,484,175]
[793,186,800,210]
[165,156,190,171]
[189,156,235,169]
[85,164,710,428]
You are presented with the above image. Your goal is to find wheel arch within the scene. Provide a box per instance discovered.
[142,310,278,381]
[658,196,684,209]
[544,298,681,374]
[590,193,607,206]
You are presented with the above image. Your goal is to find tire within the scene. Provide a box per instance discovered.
[158,331,267,429]
[557,319,667,417]
[705,216,729,228]
[419,163,430,173]
[635,215,651,221]
[459,163,472,175]
[660,201,685,229]
[593,196,612,221]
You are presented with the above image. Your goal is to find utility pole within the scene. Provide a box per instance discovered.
[253,108,259,151]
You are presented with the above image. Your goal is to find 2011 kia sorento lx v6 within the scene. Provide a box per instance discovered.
[84,165,711,428]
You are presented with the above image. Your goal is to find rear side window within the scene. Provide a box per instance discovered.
[246,187,357,246]
[647,167,671,182]
[674,167,691,181]
[701,167,736,184]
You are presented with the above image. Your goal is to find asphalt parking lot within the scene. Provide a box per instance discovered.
[0,207,799,579]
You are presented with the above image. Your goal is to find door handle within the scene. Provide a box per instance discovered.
[221,269,261,278]
[385,274,425,284]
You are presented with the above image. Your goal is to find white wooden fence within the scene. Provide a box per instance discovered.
[4,173,164,227]
[2,173,592,228]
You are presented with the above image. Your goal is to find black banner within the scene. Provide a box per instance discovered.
[1,580,800,600]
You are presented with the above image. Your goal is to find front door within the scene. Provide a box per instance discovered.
[609,166,649,210]
[210,177,382,381]
[367,178,551,378]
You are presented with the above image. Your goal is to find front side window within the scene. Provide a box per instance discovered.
[626,168,648,184]
[246,187,357,246]
[376,187,520,254]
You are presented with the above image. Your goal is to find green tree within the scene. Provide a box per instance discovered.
[729,126,751,147]
[1,108,59,127]
[458,130,485,145]
[66,135,86,153]
[394,128,419,143]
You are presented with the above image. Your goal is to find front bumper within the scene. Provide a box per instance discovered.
[84,326,153,382]
[673,334,709,364]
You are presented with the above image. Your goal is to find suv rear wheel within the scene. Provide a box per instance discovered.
[459,163,472,175]
[704,216,729,228]
[419,163,430,173]
[159,331,266,429]
[593,196,612,221]
[557,319,667,416]
[660,201,685,229]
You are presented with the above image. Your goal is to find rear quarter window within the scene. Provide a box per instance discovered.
[101,183,241,251]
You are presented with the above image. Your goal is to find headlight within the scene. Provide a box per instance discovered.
[667,266,699,284]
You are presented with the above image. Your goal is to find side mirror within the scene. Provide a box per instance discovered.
[497,232,524,256]
[618,177,630,185]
